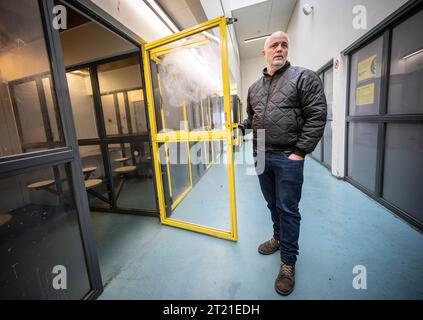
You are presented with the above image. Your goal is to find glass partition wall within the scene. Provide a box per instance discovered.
[66,55,157,215]
[5,41,157,215]
[0,0,101,299]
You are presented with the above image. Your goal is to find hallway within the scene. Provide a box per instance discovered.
[98,141,423,299]
[2,0,423,301]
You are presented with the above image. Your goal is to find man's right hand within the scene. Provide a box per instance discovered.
[237,123,246,136]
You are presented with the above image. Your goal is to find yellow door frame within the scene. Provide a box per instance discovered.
[234,97,241,147]
[211,96,223,161]
[207,96,215,170]
[142,16,238,241]
[199,99,211,170]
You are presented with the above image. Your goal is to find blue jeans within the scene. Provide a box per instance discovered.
[257,152,304,266]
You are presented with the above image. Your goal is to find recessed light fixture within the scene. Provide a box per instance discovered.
[244,34,271,44]
[401,48,423,60]
[144,0,180,33]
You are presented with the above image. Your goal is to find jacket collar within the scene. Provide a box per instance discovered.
[263,61,291,78]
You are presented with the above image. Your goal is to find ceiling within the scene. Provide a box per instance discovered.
[154,0,297,61]
[156,0,207,30]
[232,0,297,60]
[0,1,44,51]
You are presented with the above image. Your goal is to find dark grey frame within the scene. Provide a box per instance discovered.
[343,0,423,232]
[310,60,333,171]
[41,0,105,299]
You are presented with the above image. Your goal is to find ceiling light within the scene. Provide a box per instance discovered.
[144,0,180,33]
[128,1,173,39]
[244,34,271,44]
[401,48,423,60]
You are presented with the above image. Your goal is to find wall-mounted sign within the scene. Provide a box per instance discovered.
[357,54,377,82]
[356,83,375,106]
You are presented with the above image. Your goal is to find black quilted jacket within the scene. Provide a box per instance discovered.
[243,61,327,157]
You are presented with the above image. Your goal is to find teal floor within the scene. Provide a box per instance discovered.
[95,141,423,299]
[170,161,230,231]
[116,177,157,211]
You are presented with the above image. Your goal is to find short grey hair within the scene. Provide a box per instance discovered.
[264,31,290,50]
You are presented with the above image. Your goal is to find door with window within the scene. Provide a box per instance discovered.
[142,17,238,241]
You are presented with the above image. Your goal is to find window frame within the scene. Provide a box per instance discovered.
[311,60,333,170]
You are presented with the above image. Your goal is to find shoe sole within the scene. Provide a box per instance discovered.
[258,247,280,255]
[275,281,295,296]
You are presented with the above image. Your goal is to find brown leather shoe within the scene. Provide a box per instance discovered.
[258,237,280,255]
[275,263,295,296]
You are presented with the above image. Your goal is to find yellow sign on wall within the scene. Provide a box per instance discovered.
[357,55,377,82]
[356,83,375,106]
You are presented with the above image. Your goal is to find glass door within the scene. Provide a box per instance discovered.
[142,17,238,241]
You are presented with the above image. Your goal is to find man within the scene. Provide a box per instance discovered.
[240,31,327,296]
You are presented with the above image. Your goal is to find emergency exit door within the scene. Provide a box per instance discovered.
[142,17,238,241]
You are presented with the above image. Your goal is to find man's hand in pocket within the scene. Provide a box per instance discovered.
[288,153,304,161]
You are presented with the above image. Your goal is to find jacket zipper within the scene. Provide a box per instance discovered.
[261,63,290,129]
[262,76,274,128]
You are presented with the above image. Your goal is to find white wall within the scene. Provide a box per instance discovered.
[66,73,98,140]
[240,56,265,115]
[287,0,408,70]
[0,38,50,82]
